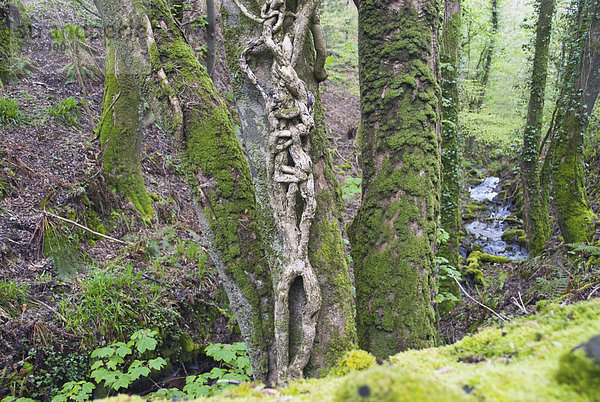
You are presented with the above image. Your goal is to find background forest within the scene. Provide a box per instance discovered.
[1,0,600,400]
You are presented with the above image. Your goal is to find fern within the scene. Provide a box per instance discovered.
[566,243,600,257]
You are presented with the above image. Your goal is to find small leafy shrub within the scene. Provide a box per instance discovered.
[155,342,252,399]
[25,346,88,400]
[0,279,28,318]
[52,329,166,401]
[59,264,169,346]
[342,177,362,200]
[51,24,102,84]
[48,98,81,127]
[0,97,27,126]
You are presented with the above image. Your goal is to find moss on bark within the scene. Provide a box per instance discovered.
[438,0,462,314]
[521,0,554,255]
[0,0,31,85]
[94,0,275,381]
[99,42,154,218]
[349,0,442,358]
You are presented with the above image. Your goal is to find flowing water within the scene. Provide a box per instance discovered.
[465,177,528,260]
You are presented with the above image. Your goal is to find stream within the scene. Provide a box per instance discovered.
[465,176,528,260]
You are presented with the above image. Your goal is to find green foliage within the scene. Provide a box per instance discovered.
[0,55,34,86]
[0,96,27,125]
[24,346,88,401]
[58,264,174,346]
[51,23,102,84]
[341,177,361,200]
[0,279,28,318]
[320,0,358,93]
[52,329,166,401]
[434,256,462,304]
[154,342,251,399]
[48,97,82,127]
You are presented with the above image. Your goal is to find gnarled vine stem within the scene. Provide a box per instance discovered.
[233,0,325,381]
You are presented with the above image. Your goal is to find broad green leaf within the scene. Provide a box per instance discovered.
[136,336,157,353]
[91,346,114,358]
[148,357,167,370]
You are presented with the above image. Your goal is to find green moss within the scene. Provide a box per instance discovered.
[99,42,154,219]
[328,350,376,377]
[350,0,441,358]
[557,335,600,401]
[501,229,525,243]
[334,365,469,402]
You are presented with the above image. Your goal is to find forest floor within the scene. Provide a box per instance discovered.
[1,0,600,400]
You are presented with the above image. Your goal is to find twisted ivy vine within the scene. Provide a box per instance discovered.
[233,0,326,380]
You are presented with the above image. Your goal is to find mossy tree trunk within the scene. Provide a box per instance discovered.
[438,0,461,313]
[0,0,30,85]
[221,0,356,378]
[549,0,600,244]
[349,0,442,359]
[94,0,275,382]
[520,0,555,255]
[471,0,498,110]
[98,41,154,218]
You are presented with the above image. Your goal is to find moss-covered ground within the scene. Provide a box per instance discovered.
[98,299,600,401]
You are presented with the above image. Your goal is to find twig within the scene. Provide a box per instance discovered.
[588,284,600,300]
[451,274,509,322]
[29,297,69,324]
[40,210,131,245]
[511,291,527,314]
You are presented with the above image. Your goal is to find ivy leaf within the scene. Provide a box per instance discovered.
[148,357,167,371]
[111,374,131,391]
[206,343,236,364]
[128,365,150,380]
[91,346,114,358]
[115,344,132,358]
[136,336,158,353]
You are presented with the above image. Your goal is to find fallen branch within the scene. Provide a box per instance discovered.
[451,274,509,323]
[41,209,131,245]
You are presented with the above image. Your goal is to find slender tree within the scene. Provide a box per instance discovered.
[472,0,499,109]
[0,0,30,85]
[439,0,462,301]
[521,0,555,255]
[349,0,442,358]
[549,0,600,244]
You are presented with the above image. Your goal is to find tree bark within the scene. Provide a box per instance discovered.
[550,0,600,244]
[438,0,461,313]
[221,0,356,378]
[0,0,30,85]
[521,0,555,255]
[98,41,154,218]
[94,0,276,382]
[349,0,442,359]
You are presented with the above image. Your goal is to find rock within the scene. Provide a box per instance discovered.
[557,334,600,401]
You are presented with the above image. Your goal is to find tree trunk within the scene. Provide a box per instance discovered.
[94,0,276,382]
[221,0,356,378]
[98,41,154,218]
[438,0,461,314]
[472,0,498,110]
[550,0,600,244]
[0,0,30,85]
[521,0,554,255]
[349,0,442,359]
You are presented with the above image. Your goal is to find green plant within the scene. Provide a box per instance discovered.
[48,98,81,127]
[52,329,166,401]
[435,256,462,304]
[0,96,27,126]
[155,342,252,399]
[51,24,101,85]
[0,279,28,318]
[342,177,361,200]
